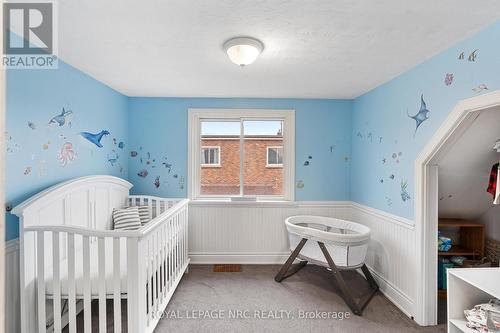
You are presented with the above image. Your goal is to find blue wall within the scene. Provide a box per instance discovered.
[350,21,500,219]
[128,98,352,201]
[6,61,129,240]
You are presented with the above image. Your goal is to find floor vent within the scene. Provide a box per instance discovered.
[213,264,242,272]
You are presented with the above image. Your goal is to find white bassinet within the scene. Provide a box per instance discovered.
[275,215,378,316]
[285,215,370,269]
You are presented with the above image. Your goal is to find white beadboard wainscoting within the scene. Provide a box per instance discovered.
[5,200,418,331]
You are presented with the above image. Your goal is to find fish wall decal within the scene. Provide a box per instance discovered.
[79,130,110,148]
[407,94,430,137]
[472,84,488,93]
[49,108,73,127]
[444,73,454,86]
[137,169,149,178]
[468,49,478,62]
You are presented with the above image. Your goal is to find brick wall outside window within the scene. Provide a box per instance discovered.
[201,137,283,195]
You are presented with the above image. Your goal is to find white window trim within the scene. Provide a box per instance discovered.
[201,146,221,167]
[266,146,283,168]
[188,108,295,201]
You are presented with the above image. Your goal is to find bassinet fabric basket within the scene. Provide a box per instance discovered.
[285,215,371,268]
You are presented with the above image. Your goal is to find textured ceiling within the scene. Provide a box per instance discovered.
[58,0,500,98]
[438,107,500,220]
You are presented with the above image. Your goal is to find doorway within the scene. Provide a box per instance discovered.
[414,90,500,326]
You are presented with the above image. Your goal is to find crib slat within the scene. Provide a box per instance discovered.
[168,218,172,290]
[155,201,160,219]
[161,224,166,300]
[83,236,92,333]
[147,238,152,325]
[98,238,107,333]
[113,237,121,333]
[67,233,77,333]
[36,232,46,333]
[148,200,153,220]
[152,233,158,315]
[52,231,62,332]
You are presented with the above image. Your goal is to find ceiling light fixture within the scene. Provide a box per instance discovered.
[223,37,264,66]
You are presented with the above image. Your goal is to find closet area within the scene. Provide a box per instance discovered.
[436,107,500,326]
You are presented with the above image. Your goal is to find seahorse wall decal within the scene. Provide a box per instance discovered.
[407,94,430,137]
[79,130,110,148]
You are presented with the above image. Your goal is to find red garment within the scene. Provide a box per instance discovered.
[487,163,499,197]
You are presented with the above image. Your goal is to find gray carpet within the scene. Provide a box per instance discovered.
[66,264,446,332]
[153,265,446,333]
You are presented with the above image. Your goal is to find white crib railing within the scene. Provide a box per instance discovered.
[23,197,189,333]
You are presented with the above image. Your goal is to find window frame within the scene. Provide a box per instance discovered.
[266,146,283,168]
[200,146,221,167]
[188,108,295,201]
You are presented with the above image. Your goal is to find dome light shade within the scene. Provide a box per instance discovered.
[224,37,264,66]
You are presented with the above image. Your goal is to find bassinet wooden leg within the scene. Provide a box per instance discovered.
[318,242,378,316]
[274,238,308,282]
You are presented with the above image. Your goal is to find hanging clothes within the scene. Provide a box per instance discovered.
[487,163,498,198]
[495,164,500,205]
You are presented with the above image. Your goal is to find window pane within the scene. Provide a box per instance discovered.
[243,120,284,196]
[200,121,240,195]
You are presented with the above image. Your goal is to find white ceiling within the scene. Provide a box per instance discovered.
[58,0,500,98]
[438,107,500,220]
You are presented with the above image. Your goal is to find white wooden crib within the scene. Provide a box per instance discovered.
[12,175,190,333]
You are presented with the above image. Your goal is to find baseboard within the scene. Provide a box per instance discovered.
[189,252,290,264]
[364,265,415,319]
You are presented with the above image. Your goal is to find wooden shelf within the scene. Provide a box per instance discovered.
[439,219,483,228]
[438,245,476,256]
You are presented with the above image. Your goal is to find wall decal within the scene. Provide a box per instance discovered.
[382,158,387,164]
[385,197,393,206]
[444,73,454,86]
[137,169,149,178]
[79,130,110,148]
[107,151,119,167]
[379,179,384,184]
[173,174,178,179]
[472,84,488,93]
[6,132,20,153]
[42,140,51,150]
[48,108,73,127]
[58,134,67,140]
[401,179,411,202]
[118,142,125,149]
[303,155,312,166]
[468,49,478,62]
[37,160,46,177]
[407,94,430,137]
[24,166,32,175]
[178,176,185,190]
[57,142,76,167]
[296,180,304,189]
[389,174,395,180]
[344,156,350,162]
[27,121,36,130]
[130,151,138,157]
[458,52,464,60]
[154,176,160,189]
[356,132,363,139]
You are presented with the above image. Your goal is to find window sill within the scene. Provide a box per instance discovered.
[201,164,222,168]
[189,198,296,207]
[266,164,283,168]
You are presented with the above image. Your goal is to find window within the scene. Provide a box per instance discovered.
[267,147,283,167]
[189,109,295,200]
[201,146,220,166]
